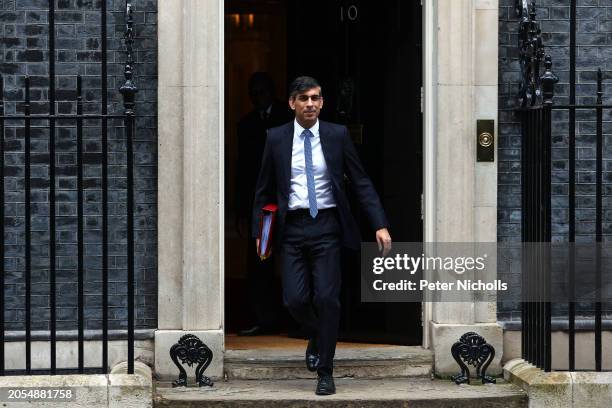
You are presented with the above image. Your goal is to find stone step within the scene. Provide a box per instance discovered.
[224,346,433,380]
[154,378,528,408]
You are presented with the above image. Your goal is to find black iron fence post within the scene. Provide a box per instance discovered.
[541,56,556,372]
[24,76,31,375]
[595,69,603,372]
[48,0,57,375]
[568,0,577,372]
[0,75,4,376]
[76,75,84,374]
[119,0,138,376]
[101,0,110,376]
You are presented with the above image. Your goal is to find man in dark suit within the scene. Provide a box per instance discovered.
[252,76,392,395]
[236,72,292,336]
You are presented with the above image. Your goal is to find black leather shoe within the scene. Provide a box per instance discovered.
[305,338,319,372]
[237,325,266,336]
[315,375,336,396]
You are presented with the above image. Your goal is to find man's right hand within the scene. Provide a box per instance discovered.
[256,238,272,257]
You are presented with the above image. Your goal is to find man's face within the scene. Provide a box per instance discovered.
[289,87,323,125]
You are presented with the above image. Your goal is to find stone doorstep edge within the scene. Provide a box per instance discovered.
[109,361,154,407]
[503,358,612,408]
[0,361,153,407]
[224,358,431,365]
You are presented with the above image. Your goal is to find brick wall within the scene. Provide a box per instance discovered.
[499,0,612,320]
[0,0,157,331]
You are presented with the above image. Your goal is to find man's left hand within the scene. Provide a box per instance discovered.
[376,228,392,256]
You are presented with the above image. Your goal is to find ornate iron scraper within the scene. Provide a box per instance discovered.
[170,334,214,387]
[451,332,496,385]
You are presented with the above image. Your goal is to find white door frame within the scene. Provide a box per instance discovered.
[421,0,437,350]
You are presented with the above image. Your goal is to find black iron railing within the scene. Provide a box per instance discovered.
[0,1,138,375]
[548,71,608,372]
[517,0,555,372]
[517,0,609,372]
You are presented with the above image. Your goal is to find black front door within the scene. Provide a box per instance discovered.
[287,0,423,344]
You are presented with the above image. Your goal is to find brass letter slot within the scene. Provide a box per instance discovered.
[477,120,494,162]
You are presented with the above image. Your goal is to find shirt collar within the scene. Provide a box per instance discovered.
[294,119,319,137]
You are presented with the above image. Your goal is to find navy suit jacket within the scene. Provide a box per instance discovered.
[251,120,388,250]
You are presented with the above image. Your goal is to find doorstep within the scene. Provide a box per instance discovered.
[154,377,527,408]
[224,345,433,379]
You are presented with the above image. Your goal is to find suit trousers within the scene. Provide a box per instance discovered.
[281,208,342,377]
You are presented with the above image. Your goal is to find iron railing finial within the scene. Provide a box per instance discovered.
[541,55,558,105]
[518,0,556,107]
[120,1,138,114]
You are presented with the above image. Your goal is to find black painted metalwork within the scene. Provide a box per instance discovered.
[451,332,496,385]
[0,0,139,376]
[517,0,557,373]
[0,75,4,376]
[595,69,603,372]
[514,0,527,18]
[568,0,577,372]
[170,334,214,388]
[48,0,57,375]
[24,76,31,375]
[101,0,110,376]
[521,68,554,373]
[1,114,149,119]
[540,57,558,104]
[518,1,607,373]
[543,66,553,372]
[517,1,545,108]
[77,74,84,374]
[120,0,138,376]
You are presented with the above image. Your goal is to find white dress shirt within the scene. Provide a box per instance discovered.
[288,119,336,210]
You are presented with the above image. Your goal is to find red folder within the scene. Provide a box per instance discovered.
[257,204,278,260]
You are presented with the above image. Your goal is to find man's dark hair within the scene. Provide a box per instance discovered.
[288,76,322,98]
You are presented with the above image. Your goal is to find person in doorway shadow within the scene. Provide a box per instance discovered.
[236,72,292,336]
[251,76,392,395]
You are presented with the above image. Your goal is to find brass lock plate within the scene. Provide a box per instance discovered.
[477,120,494,162]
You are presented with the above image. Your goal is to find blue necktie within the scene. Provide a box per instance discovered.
[302,129,318,218]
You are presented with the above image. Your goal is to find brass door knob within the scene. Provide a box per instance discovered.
[478,132,493,147]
